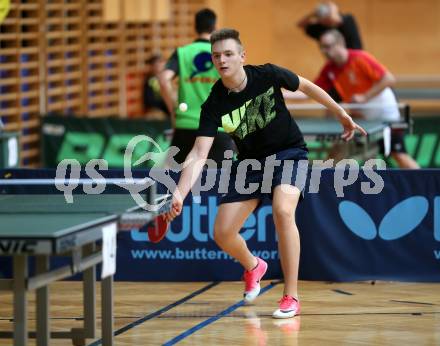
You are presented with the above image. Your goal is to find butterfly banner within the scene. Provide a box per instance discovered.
[1,168,438,282]
[298,170,440,282]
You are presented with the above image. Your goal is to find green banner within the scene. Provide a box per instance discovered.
[306,116,440,168]
[42,115,171,168]
[41,115,440,168]
[400,117,440,168]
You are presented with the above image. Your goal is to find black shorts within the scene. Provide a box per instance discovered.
[220,147,309,205]
[380,129,408,156]
[171,129,235,164]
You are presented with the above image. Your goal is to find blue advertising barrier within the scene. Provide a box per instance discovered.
[1,168,439,282]
[298,169,440,282]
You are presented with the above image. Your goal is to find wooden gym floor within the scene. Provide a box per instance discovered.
[1,280,439,345]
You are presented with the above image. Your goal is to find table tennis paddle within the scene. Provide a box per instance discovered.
[147,194,173,243]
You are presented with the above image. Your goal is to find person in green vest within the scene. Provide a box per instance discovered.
[159,8,235,164]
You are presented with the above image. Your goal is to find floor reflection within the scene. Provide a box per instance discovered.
[242,307,301,345]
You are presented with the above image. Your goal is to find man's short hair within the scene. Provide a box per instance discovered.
[195,8,216,34]
[145,53,162,65]
[321,29,346,47]
[210,28,242,48]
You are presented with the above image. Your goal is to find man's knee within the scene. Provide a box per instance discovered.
[272,205,295,225]
[213,222,231,244]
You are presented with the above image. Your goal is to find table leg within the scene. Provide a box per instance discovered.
[13,255,27,346]
[83,243,96,338]
[101,275,114,346]
[35,255,50,346]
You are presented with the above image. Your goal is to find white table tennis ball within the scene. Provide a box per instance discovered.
[178,102,188,112]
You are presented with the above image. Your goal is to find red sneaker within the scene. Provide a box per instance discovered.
[272,295,301,319]
[243,257,268,304]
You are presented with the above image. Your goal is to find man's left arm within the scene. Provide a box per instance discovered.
[352,71,396,103]
[352,53,396,103]
[298,76,367,141]
[158,50,179,127]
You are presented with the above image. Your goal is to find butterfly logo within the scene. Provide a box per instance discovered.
[338,197,429,240]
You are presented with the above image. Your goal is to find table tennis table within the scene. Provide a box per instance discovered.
[288,102,412,162]
[295,118,408,161]
[0,193,155,346]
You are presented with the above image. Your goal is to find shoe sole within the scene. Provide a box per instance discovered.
[243,284,261,305]
[272,312,297,319]
[272,308,301,319]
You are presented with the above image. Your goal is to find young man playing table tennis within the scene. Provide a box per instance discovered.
[164,28,366,318]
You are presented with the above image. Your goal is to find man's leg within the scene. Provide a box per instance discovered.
[391,152,420,169]
[328,142,348,164]
[388,132,420,169]
[214,199,260,270]
[272,185,301,298]
[215,198,268,303]
[272,184,302,318]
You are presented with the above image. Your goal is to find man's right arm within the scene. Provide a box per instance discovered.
[158,69,177,127]
[165,136,214,222]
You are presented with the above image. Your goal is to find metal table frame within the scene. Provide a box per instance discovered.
[297,118,410,162]
[0,218,117,346]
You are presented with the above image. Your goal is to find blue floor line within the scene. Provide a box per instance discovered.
[87,281,219,346]
[162,281,278,346]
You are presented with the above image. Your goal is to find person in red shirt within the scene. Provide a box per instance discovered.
[315,29,419,168]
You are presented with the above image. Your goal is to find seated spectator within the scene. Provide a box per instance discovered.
[297,1,363,49]
[143,54,170,118]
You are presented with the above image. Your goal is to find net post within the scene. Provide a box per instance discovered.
[404,103,413,134]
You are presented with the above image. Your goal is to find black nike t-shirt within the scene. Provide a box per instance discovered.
[197,63,306,159]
